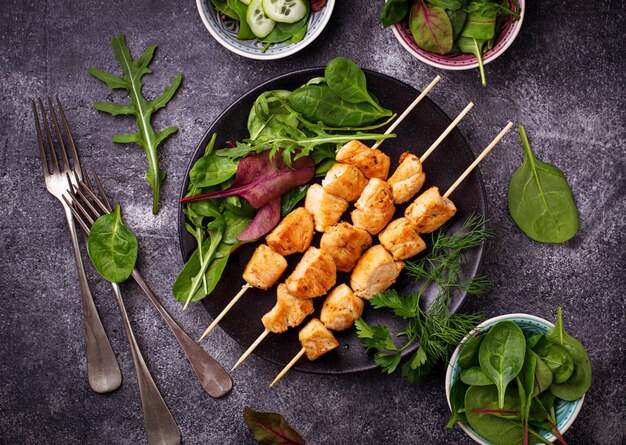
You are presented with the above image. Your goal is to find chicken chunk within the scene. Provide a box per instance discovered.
[336,140,390,180]
[262,284,314,334]
[305,184,349,232]
[320,222,372,272]
[285,247,337,299]
[404,186,457,233]
[266,207,314,256]
[299,318,340,361]
[387,152,426,204]
[320,284,365,331]
[321,163,368,202]
[378,218,427,260]
[351,178,396,235]
[243,244,288,290]
[350,245,404,300]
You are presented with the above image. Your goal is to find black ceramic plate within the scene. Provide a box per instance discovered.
[178,68,486,374]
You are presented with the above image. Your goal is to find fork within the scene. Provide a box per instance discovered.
[65,169,233,399]
[33,97,122,394]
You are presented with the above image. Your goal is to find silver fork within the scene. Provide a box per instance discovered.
[33,97,122,394]
[66,171,234,400]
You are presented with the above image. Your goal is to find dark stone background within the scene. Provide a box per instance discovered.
[1,1,624,444]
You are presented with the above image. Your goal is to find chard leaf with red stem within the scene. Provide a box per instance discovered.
[244,407,306,445]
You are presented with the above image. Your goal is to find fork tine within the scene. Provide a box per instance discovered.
[56,96,83,180]
[38,98,60,173]
[32,100,50,177]
[48,96,70,173]
[90,167,114,213]
[62,194,92,235]
[72,181,103,220]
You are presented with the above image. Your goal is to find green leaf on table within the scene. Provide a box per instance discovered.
[508,126,579,243]
[243,407,306,445]
[87,205,138,283]
[89,34,182,214]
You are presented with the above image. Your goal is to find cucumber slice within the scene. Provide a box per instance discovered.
[262,0,307,24]
[246,0,275,38]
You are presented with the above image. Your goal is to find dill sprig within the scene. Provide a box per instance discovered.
[355,214,493,382]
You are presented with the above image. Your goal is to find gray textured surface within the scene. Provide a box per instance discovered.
[1,1,625,444]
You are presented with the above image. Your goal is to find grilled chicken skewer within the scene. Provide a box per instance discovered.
[231,104,476,368]
[198,208,315,341]
[405,122,514,234]
[270,122,513,386]
[270,318,340,387]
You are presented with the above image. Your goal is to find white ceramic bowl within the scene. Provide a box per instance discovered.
[391,0,525,71]
[445,313,585,445]
[196,0,335,60]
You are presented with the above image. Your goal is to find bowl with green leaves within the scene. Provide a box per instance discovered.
[381,0,524,87]
[197,0,334,60]
[445,309,591,445]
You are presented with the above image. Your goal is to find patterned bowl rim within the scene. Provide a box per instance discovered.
[445,313,585,445]
[390,0,525,71]
[195,0,336,60]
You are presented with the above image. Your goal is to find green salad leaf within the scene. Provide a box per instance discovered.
[508,126,579,243]
[89,34,182,214]
[87,205,138,283]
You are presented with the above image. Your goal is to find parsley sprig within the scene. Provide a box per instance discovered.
[356,214,492,382]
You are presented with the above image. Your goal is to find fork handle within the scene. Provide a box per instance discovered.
[111,283,181,445]
[63,207,122,393]
[131,269,233,398]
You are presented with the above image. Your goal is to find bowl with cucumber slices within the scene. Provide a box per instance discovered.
[197,0,334,59]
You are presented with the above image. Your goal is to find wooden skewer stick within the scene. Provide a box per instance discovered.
[231,329,271,371]
[371,75,442,150]
[270,348,306,387]
[444,121,514,199]
[420,102,474,163]
[198,283,253,341]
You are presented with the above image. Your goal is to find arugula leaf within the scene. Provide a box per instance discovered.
[243,407,306,445]
[89,34,182,214]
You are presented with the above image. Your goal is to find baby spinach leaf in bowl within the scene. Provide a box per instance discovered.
[508,126,579,243]
[87,205,138,283]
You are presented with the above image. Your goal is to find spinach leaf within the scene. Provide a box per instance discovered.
[87,204,138,283]
[211,0,239,19]
[409,0,454,55]
[447,7,467,40]
[458,333,483,368]
[508,126,579,243]
[325,57,388,113]
[532,337,574,384]
[546,307,592,401]
[380,0,412,27]
[446,379,468,427]
[286,23,307,44]
[464,385,523,445]
[89,35,182,214]
[281,185,309,216]
[478,320,526,408]
[227,0,255,40]
[189,152,237,187]
[288,84,392,127]
[461,366,494,386]
[461,4,497,40]
[528,350,553,395]
[457,36,488,87]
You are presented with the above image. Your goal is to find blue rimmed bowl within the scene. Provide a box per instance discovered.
[196,0,335,60]
[445,313,585,444]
